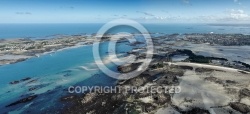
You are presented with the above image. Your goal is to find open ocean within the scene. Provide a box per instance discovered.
[0,23,250,39]
[0,23,250,113]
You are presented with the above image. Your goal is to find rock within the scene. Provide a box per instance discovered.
[26,79,37,84]
[142,103,156,113]
[181,107,210,114]
[240,88,250,97]
[126,51,138,55]
[101,102,106,106]
[113,102,139,114]
[60,95,77,101]
[238,70,248,74]
[20,77,31,82]
[9,80,19,85]
[225,80,237,84]
[111,93,125,101]
[229,102,250,113]
[81,93,97,104]
[156,74,179,85]
[179,66,193,70]
[129,41,144,46]
[117,63,142,73]
[128,77,145,86]
[195,68,214,73]
[28,87,37,91]
[9,77,31,85]
[10,58,27,64]
[152,93,171,105]
[123,74,151,87]
[166,70,184,77]
[204,77,223,85]
[5,95,38,107]
[63,93,126,114]
[226,88,237,94]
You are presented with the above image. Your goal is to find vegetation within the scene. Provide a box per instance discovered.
[26,46,35,50]
[234,61,250,69]
[151,63,164,69]
[173,49,228,63]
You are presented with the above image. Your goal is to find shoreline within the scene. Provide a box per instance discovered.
[1,33,250,66]
[2,32,250,113]
[0,43,90,66]
[60,33,250,113]
[0,34,132,66]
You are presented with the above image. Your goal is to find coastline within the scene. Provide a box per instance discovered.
[0,34,127,66]
[2,32,250,113]
[0,33,145,66]
[1,33,250,67]
[0,35,89,65]
[60,33,250,114]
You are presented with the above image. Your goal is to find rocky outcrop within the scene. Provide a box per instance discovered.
[122,74,151,86]
[9,80,19,84]
[9,77,31,85]
[28,87,37,91]
[229,102,250,113]
[240,88,250,97]
[204,77,223,84]
[5,95,38,107]
[60,95,77,102]
[195,68,214,73]
[62,93,127,114]
[117,63,141,73]
[179,66,193,70]
[181,107,210,114]
[156,73,179,85]
[21,77,31,81]
[81,93,97,104]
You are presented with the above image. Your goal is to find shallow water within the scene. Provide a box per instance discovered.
[0,38,133,113]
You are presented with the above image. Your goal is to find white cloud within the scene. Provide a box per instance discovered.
[135,9,250,23]
[155,16,167,20]
[138,15,180,22]
[178,9,250,23]
[229,9,250,20]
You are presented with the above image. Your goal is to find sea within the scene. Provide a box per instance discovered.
[0,23,250,113]
[0,23,250,39]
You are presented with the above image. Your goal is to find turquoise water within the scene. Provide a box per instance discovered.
[0,39,132,113]
[0,23,249,113]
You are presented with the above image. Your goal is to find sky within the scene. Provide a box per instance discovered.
[0,0,250,23]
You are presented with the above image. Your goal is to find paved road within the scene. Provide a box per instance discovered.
[164,62,250,74]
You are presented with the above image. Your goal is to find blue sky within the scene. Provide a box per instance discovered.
[0,0,250,23]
